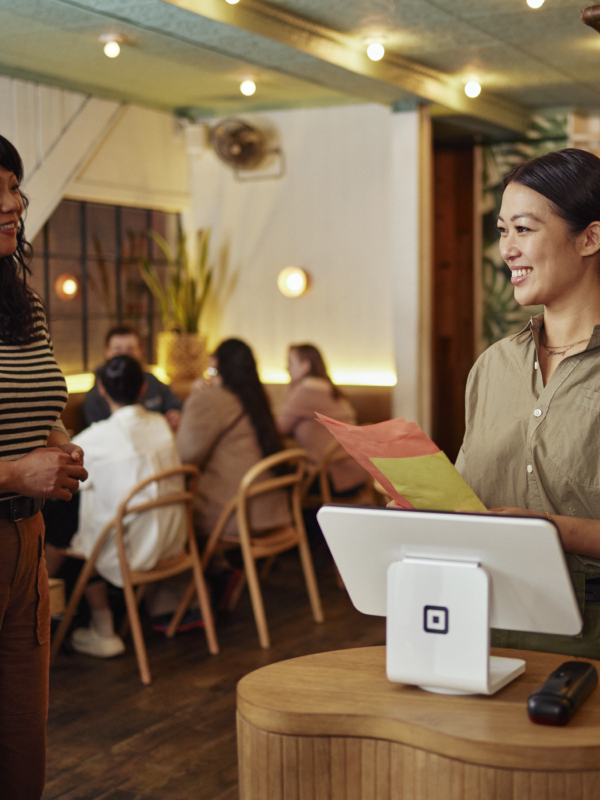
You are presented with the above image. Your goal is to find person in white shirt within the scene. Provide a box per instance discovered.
[45,355,186,658]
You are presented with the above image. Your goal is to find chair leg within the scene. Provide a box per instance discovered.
[297,535,325,624]
[119,584,146,640]
[293,489,324,624]
[227,571,247,611]
[191,559,219,655]
[166,579,196,637]
[122,578,152,685]
[50,558,98,663]
[242,545,271,649]
[260,555,277,580]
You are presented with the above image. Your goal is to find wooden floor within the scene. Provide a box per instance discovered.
[44,553,386,800]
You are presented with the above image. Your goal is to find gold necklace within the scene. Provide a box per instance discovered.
[540,333,591,357]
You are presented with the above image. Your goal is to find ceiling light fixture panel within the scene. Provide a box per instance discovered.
[99,33,124,58]
[367,42,385,61]
[240,79,256,96]
[465,81,481,98]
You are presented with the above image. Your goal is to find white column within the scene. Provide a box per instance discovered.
[390,106,432,433]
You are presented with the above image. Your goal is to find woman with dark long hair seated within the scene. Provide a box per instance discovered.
[176,339,290,539]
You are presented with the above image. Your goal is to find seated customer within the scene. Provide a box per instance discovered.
[176,338,290,539]
[83,325,182,430]
[277,344,368,497]
[45,355,186,658]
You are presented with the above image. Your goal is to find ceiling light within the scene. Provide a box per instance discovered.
[526,0,544,7]
[277,267,309,298]
[225,0,240,3]
[465,81,482,98]
[55,274,79,301]
[367,42,385,61]
[99,34,124,58]
[240,80,256,96]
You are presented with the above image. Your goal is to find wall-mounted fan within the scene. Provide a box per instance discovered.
[209,117,284,181]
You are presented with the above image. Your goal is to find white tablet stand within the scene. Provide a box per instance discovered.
[317,506,582,696]
[386,557,524,695]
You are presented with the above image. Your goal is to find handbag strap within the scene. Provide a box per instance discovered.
[200,410,246,469]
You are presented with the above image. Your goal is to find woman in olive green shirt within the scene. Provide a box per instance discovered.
[456,148,600,656]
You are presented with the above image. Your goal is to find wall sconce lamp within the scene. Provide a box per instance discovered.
[55,274,79,301]
[278,267,309,298]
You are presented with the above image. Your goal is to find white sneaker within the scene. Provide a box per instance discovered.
[71,625,125,658]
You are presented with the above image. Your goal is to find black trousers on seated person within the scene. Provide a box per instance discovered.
[304,479,367,547]
[42,495,103,598]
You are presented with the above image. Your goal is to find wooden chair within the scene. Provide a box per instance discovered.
[301,439,377,589]
[302,437,376,507]
[171,448,324,649]
[50,465,219,685]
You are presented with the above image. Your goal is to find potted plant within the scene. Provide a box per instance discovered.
[139,226,213,382]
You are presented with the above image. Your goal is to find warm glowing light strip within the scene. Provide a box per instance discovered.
[148,364,171,384]
[331,370,397,387]
[260,369,397,387]
[65,373,95,394]
[65,367,397,392]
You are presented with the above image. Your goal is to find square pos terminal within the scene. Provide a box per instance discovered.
[316,506,582,695]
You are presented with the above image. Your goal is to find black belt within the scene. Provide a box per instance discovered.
[0,496,44,522]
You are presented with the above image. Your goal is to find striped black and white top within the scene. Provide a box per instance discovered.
[0,304,68,501]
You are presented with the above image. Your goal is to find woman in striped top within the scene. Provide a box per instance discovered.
[0,135,88,800]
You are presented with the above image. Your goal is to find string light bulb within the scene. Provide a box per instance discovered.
[99,34,124,58]
[465,81,482,98]
[278,267,309,298]
[240,79,256,96]
[367,42,385,61]
[526,0,544,7]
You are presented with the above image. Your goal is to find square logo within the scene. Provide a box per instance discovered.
[424,605,449,634]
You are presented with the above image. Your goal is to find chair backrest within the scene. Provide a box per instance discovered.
[301,438,349,503]
[237,447,308,532]
[113,464,199,569]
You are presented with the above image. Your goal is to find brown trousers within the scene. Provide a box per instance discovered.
[0,513,49,800]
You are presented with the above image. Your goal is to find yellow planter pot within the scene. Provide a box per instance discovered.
[157,332,208,382]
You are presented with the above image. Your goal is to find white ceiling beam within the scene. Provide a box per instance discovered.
[162,0,529,134]
[23,98,125,240]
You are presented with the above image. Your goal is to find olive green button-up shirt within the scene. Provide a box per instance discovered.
[456,315,600,656]
[456,314,600,525]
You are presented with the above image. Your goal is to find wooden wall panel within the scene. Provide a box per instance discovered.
[432,146,476,461]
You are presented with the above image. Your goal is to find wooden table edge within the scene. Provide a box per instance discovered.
[237,697,600,772]
[237,647,600,772]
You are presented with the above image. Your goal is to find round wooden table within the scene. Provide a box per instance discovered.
[237,646,600,799]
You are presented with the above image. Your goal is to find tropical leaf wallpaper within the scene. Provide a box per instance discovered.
[481,114,568,349]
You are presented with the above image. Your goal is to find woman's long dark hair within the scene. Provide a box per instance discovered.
[214,338,283,459]
[504,148,600,235]
[290,343,342,399]
[0,135,39,344]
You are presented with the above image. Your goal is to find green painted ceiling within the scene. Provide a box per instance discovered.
[0,0,599,120]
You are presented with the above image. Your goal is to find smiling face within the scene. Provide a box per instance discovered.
[497,182,600,310]
[0,165,23,260]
